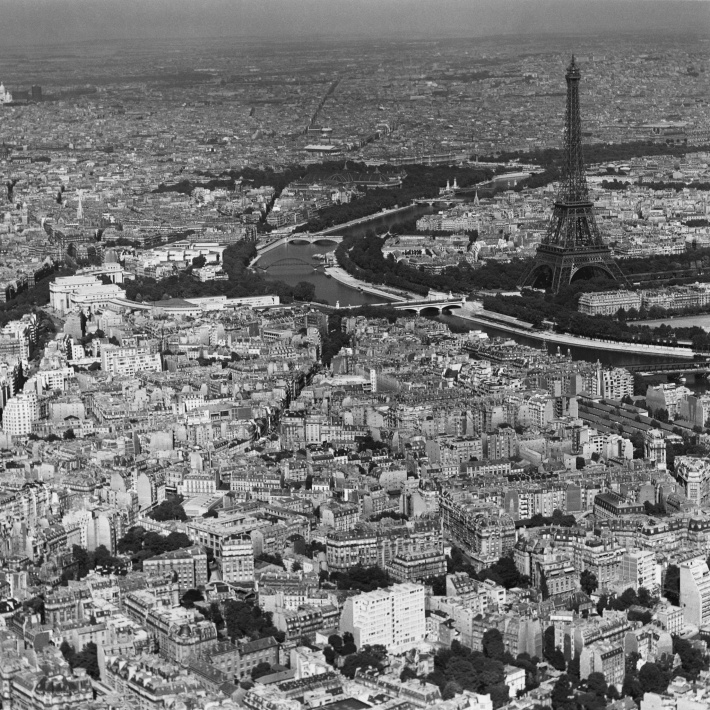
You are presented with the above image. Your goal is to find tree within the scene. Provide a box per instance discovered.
[483,628,505,662]
[654,408,670,423]
[479,551,527,589]
[400,667,418,682]
[222,600,280,642]
[203,601,224,628]
[181,589,205,608]
[551,675,576,710]
[73,544,92,578]
[489,684,511,708]
[363,644,388,664]
[341,650,383,679]
[251,662,272,680]
[192,255,207,269]
[639,662,669,695]
[637,586,654,608]
[586,672,607,696]
[442,680,463,699]
[673,636,708,678]
[63,428,76,440]
[257,552,285,569]
[580,570,598,595]
[330,565,391,592]
[622,674,642,701]
[59,640,76,667]
[148,497,187,522]
[293,281,316,301]
[74,642,100,679]
[544,626,566,671]
[61,641,99,680]
[328,634,343,649]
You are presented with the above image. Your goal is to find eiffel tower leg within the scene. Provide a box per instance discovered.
[519,261,538,288]
[551,262,568,293]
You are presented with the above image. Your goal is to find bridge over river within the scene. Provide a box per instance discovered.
[249,234,343,266]
[256,257,326,271]
[366,296,466,315]
[627,359,710,377]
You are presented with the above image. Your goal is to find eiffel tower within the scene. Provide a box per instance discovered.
[518,57,627,293]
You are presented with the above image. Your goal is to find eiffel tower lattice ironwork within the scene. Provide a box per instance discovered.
[518,57,628,293]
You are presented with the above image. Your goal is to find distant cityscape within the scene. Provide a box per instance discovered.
[0,27,708,710]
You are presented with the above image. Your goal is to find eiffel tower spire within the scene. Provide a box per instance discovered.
[519,57,627,293]
[562,56,589,204]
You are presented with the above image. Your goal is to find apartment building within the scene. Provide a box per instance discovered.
[675,457,710,506]
[340,582,426,654]
[580,640,625,689]
[320,503,359,533]
[578,290,642,316]
[620,550,657,592]
[3,392,39,437]
[142,545,208,592]
[386,546,447,583]
[680,558,710,626]
[220,536,255,586]
[101,345,162,377]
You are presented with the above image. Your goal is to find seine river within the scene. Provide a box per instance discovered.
[260,204,692,372]
[259,203,435,308]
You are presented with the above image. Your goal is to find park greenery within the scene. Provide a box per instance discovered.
[426,637,512,707]
[60,640,100,679]
[329,564,392,593]
[66,543,126,582]
[116,526,193,569]
[147,495,188,522]
[4,146,710,364]
[447,547,530,590]
[481,288,710,351]
[221,599,284,643]
[297,163,493,233]
[516,509,577,529]
[481,141,710,180]
[122,240,316,305]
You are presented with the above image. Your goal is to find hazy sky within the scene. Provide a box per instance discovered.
[0,0,707,45]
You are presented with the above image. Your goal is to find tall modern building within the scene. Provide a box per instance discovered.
[3,392,38,437]
[519,57,627,293]
[680,558,710,626]
[220,536,255,586]
[340,582,426,653]
[620,550,657,592]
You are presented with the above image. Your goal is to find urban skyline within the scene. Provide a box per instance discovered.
[0,8,708,710]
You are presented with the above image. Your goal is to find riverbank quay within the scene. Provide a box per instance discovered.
[324,267,409,302]
[456,305,696,359]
